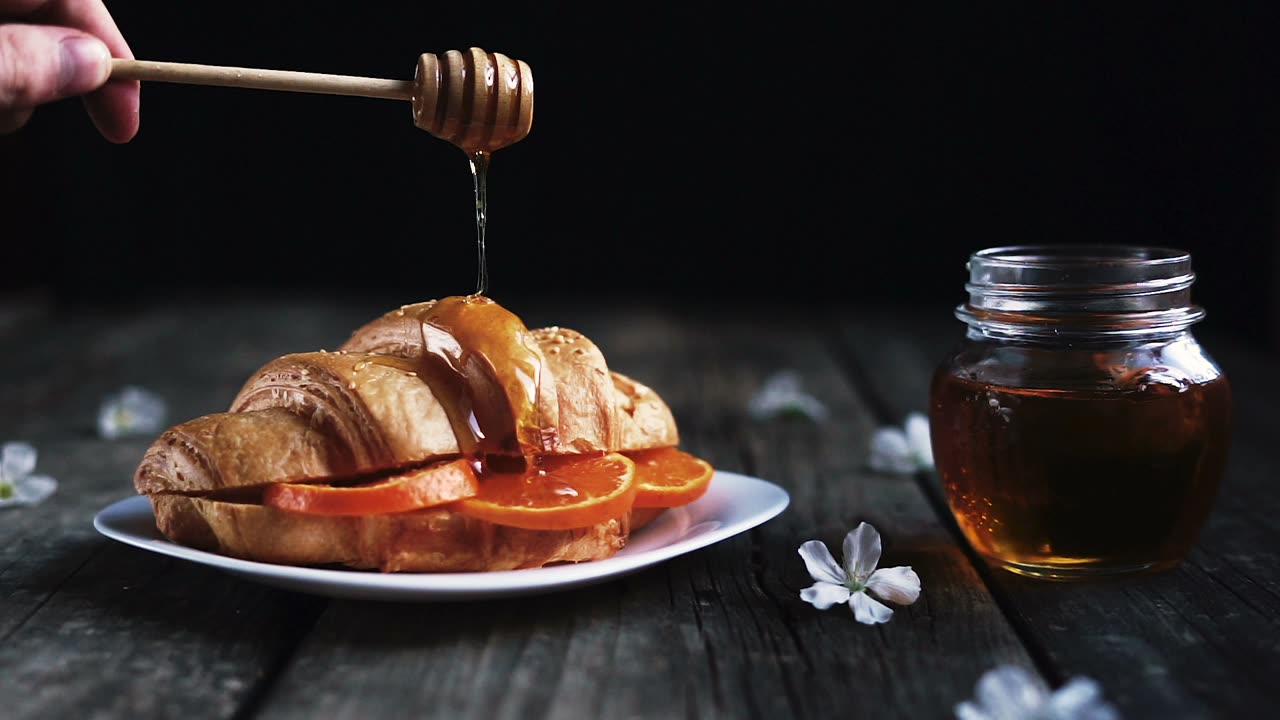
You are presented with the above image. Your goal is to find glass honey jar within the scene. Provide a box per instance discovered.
[928,245,1232,580]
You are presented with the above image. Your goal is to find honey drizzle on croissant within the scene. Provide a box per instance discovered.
[401,294,550,460]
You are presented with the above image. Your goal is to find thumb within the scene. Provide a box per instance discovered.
[0,24,111,108]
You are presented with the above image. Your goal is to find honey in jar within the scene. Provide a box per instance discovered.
[928,245,1232,580]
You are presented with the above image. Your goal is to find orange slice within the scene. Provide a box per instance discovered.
[263,459,479,516]
[626,447,714,508]
[454,452,637,530]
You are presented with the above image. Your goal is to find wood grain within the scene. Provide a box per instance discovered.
[0,294,379,720]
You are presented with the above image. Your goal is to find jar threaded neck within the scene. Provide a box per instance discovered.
[957,245,1206,340]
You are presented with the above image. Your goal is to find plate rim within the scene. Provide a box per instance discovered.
[93,470,790,600]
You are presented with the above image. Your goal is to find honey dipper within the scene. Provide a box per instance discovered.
[110,47,533,153]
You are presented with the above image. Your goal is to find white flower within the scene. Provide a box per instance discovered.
[955,665,1120,720]
[748,370,829,422]
[0,442,58,508]
[798,522,921,624]
[869,411,934,473]
[98,385,168,439]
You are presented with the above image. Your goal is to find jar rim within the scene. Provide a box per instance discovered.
[970,244,1191,270]
[960,244,1204,339]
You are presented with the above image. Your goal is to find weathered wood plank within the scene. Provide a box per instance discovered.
[0,437,331,720]
[250,300,1037,720]
[0,293,402,720]
[836,305,1280,719]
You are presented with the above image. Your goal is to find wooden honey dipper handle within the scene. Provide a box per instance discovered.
[110,48,533,153]
[110,58,415,101]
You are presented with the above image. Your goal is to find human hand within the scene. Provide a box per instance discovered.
[0,0,139,142]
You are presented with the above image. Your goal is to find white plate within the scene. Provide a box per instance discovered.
[93,471,790,602]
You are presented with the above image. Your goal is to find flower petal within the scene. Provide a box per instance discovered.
[98,386,168,440]
[798,540,846,585]
[800,581,852,610]
[0,475,57,508]
[868,428,917,474]
[905,412,934,469]
[866,565,922,605]
[972,665,1050,720]
[1046,677,1120,720]
[2,441,37,481]
[843,522,882,581]
[16,475,57,504]
[952,701,992,720]
[748,370,829,422]
[848,591,894,624]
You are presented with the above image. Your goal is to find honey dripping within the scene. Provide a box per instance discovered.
[469,150,491,295]
[406,47,532,295]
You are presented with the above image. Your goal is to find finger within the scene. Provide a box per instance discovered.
[0,23,110,105]
[47,0,139,143]
[8,0,134,59]
[4,0,131,58]
[0,105,34,133]
[82,68,137,143]
[8,0,139,142]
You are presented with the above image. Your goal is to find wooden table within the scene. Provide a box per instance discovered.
[1,290,1275,719]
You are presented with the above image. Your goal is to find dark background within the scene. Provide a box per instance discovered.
[4,2,1279,350]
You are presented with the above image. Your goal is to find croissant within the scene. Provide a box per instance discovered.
[133,295,692,572]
